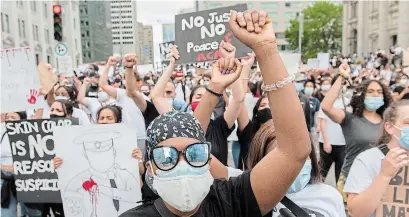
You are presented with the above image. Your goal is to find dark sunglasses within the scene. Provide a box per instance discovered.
[149,142,211,171]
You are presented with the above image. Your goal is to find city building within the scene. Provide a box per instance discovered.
[162,23,175,43]
[110,0,140,57]
[79,1,113,63]
[1,0,82,67]
[342,1,409,56]
[136,23,154,64]
[201,1,310,51]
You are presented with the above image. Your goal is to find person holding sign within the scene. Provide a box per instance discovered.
[344,100,409,217]
[1,112,27,217]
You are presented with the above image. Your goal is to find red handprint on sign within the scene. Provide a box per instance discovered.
[26,89,40,104]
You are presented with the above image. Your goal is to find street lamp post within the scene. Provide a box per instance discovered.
[298,13,304,54]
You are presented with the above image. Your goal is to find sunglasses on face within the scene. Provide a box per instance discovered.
[149,142,211,171]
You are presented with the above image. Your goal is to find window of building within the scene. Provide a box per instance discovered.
[4,14,10,33]
[81,33,85,37]
[44,3,48,18]
[80,9,83,14]
[31,2,37,12]
[45,29,50,43]
[74,18,76,29]
[370,1,378,11]
[268,12,277,18]
[272,22,278,28]
[351,2,357,19]
[261,2,278,8]
[35,25,39,41]
[276,32,285,39]
[35,54,39,65]
[87,41,90,47]
[21,20,25,37]
[285,12,296,19]
[285,2,302,8]
[0,13,3,32]
[47,55,51,64]
[391,35,397,46]
[75,39,78,49]
[86,21,89,26]
[86,30,89,37]
[85,8,88,14]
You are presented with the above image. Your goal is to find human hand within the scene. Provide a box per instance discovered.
[229,10,276,49]
[124,54,137,68]
[53,157,63,169]
[323,142,332,154]
[106,56,118,66]
[402,86,409,95]
[380,147,409,179]
[210,58,243,92]
[83,77,91,85]
[170,45,180,64]
[132,147,143,161]
[219,40,236,59]
[339,63,351,78]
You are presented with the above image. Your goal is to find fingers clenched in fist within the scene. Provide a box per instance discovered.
[380,147,409,179]
[211,58,243,90]
[219,40,236,59]
[170,45,180,64]
[229,10,276,49]
[124,54,137,68]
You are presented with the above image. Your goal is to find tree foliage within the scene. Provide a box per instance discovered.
[285,2,343,59]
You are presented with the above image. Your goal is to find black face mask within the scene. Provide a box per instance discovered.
[255,108,272,124]
[143,92,150,97]
[50,114,66,119]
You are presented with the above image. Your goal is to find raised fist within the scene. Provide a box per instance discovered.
[170,45,180,64]
[219,40,236,59]
[106,56,118,66]
[211,58,243,89]
[124,54,137,68]
[229,10,276,49]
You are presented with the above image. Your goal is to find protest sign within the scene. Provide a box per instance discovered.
[307,58,320,69]
[175,4,251,64]
[57,56,74,77]
[54,124,142,217]
[376,166,409,217]
[37,61,58,95]
[5,118,78,203]
[1,47,41,113]
[159,41,175,66]
[317,53,330,69]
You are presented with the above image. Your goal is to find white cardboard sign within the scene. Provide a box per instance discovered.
[1,47,41,113]
[57,56,74,77]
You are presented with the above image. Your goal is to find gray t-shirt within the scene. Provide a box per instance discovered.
[340,112,382,177]
[344,147,384,217]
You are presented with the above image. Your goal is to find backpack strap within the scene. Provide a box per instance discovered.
[378,144,390,156]
[280,196,310,217]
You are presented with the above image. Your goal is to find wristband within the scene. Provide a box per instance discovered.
[205,87,223,97]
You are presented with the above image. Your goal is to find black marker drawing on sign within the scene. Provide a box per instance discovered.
[175,4,251,64]
[63,129,140,217]
[5,118,78,203]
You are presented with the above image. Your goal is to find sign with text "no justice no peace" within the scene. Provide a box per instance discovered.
[175,4,251,64]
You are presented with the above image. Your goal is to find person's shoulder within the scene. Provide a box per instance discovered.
[304,183,342,199]
[119,201,158,217]
[356,147,384,160]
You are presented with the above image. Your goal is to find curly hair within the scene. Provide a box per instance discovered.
[349,79,393,117]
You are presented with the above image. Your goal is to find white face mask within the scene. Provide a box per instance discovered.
[400,79,408,86]
[151,161,213,212]
[55,96,69,101]
[97,91,110,102]
[165,98,174,107]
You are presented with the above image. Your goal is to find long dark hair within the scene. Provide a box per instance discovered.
[56,85,79,108]
[350,79,393,117]
[252,94,268,119]
[376,100,409,145]
[246,120,321,184]
[53,99,74,117]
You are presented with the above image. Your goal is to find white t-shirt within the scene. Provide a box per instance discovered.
[245,92,258,120]
[318,98,346,145]
[227,167,346,217]
[116,88,146,137]
[87,97,103,123]
[41,101,90,125]
[344,147,384,217]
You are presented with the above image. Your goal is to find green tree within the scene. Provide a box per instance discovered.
[285,2,343,59]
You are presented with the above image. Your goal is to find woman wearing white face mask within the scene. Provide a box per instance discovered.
[393,74,409,101]
[77,78,117,123]
[344,100,409,217]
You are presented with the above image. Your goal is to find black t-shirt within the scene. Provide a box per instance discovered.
[120,170,262,217]
[86,85,99,98]
[393,86,409,100]
[206,116,235,165]
[237,121,255,170]
[143,100,160,129]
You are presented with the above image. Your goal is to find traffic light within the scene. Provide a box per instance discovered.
[53,5,62,41]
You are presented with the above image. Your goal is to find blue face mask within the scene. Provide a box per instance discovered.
[321,85,331,91]
[294,83,304,93]
[393,125,409,150]
[364,96,384,111]
[304,87,314,96]
[287,160,312,194]
[203,81,209,87]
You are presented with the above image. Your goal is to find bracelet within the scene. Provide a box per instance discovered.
[205,87,223,97]
[261,74,296,92]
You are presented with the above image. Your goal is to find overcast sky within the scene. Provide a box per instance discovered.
[137,0,195,64]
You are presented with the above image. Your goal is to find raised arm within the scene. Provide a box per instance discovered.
[150,46,179,114]
[321,68,349,124]
[99,57,118,98]
[122,54,148,112]
[237,54,255,131]
[230,10,311,215]
[77,78,90,107]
